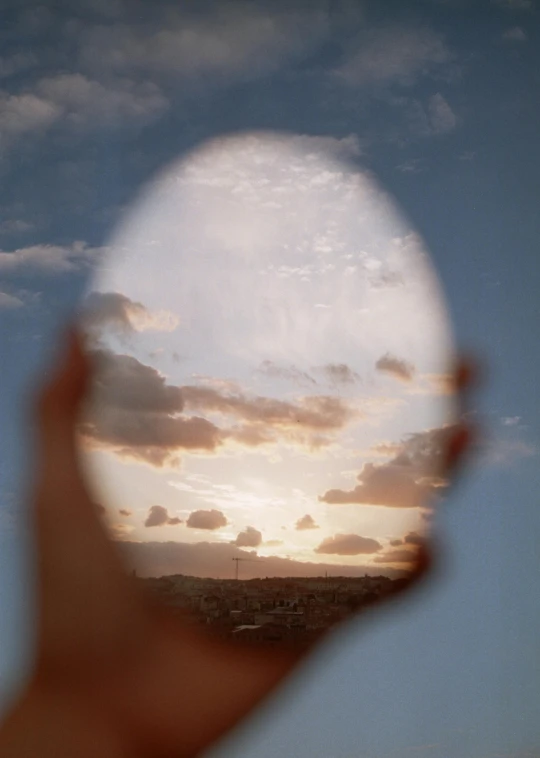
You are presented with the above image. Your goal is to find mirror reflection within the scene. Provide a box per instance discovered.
[77,130,457,650]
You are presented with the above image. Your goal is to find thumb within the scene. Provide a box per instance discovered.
[32,325,149,683]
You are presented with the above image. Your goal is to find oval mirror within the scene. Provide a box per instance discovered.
[76,130,458,652]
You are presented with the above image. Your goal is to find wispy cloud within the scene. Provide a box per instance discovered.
[335,27,452,88]
[376,353,415,382]
[0,242,103,273]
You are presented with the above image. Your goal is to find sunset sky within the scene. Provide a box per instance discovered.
[0,1,539,757]
[78,130,456,578]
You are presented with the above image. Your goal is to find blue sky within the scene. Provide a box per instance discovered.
[0,1,539,757]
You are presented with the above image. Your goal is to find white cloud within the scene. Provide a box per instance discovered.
[502,26,528,41]
[0,92,60,141]
[335,27,451,88]
[0,241,104,273]
[35,74,168,129]
[79,4,330,84]
[0,74,168,148]
[502,416,521,426]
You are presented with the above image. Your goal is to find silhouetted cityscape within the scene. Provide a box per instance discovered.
[136,572,406,647]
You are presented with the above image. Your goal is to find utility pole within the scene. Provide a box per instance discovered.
[232,556,259,580]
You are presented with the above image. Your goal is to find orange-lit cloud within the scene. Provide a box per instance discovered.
[186,509,228,530]
[144,505,183,527]
[314,533,382,555]
[80,291,178,341]
[119,508,132,517]
[319,424,456,508]
[375,352,415,382]
[234,526,263,548]
[374,548,417,564]
[295,514,320,530]
[79,346,358,466]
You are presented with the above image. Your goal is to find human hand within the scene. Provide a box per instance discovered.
[0,326,479,758]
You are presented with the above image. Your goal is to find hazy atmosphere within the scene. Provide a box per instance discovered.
[0,1,539,757]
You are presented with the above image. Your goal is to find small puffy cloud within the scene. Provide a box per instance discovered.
[257,360,317,387]
[234,526,263,548]
[264,539,283,547]
[295,514,320,530]
[318,363,360,385]
[144,505,183,527]
[0,242,103,274]
[336,27,451,88]
[428,93,457,133]
[320,424,458,508]
[502,416,521,426]
[374,548,417,564]
[315,533,382,555]
[390,538,403,547]
[119,509,132,517]
[187,509,228,530]
[80,291,179,340]
[376,353,415,382]
[502,26,528,40]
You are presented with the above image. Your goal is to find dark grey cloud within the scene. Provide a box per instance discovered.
[186,509,228,531]
[80,291,151,337]
[295,514,320,530]
[404,531,424,545]
[375,352,415,382]
[318,363,360,386]
[144,505,183,527]
[234,526,263,548]
[78,347,223,467]
[373,548,417,565]
[319,424,457,508]
[314,533,382,556]
[257,360,317,387]
[79,346,357,466]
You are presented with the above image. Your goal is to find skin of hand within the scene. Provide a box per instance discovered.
[0,326,479,758]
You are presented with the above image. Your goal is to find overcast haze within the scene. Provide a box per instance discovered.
[0,2,539,757]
